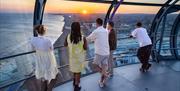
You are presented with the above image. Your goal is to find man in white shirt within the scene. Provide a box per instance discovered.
[130,22,152,72]
[86,18,110,87]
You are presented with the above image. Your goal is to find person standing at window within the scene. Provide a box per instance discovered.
[64,22,87,91]
[31,25,59,91]
[86,18,110,87]
[107,21,117,77]
[130,22,152,72]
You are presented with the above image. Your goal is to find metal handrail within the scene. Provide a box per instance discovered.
[0,36,141,60]
[1,44,178,60]
[0,46,64,60]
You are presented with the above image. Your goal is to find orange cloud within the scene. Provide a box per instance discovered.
[0,0,35,12]
[44,1,160,14]
[0,0,160,14]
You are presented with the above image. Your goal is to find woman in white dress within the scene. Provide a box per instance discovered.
[31,25,59,91]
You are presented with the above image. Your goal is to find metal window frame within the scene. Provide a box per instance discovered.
[150,0,180,62]
[171,13,180,59]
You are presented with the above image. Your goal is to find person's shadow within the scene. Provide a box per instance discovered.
[24,73,62,91]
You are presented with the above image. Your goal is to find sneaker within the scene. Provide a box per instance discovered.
[139,68,145,72]
[145,64,152,71]
[99,80,104,88]
[74,85,81,91]
[109,74,114,78]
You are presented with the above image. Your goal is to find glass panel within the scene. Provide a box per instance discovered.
[42,14,64,44]
[113,5,156,63]
[0,0,35,58]
[0,53,36,87]
[0,47,67,88]
[39,2,158,88]
[156,14,178,56]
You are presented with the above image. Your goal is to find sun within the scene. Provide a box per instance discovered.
[82,10,88,14]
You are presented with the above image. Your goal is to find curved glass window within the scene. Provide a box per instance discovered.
[0,0,179,90]
[156,14,179,57]
[0,0,35,57]
[0,0,35,87]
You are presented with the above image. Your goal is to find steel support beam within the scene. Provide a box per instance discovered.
[33,0,47,36]
[104,0,115,27]
[104,0,123,27]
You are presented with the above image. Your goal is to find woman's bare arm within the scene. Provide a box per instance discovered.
[83,37,87,50]
[64,36,68,47]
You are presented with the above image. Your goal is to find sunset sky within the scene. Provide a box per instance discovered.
[0,0,173,14]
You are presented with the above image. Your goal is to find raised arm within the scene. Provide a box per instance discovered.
[86,31,96,42]
[129,29,137,38]
[64,36,68,47]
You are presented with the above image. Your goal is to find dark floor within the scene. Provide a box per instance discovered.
[53,61,180,91]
